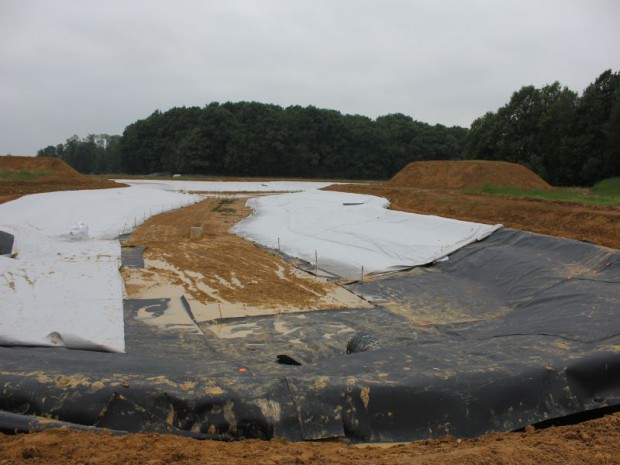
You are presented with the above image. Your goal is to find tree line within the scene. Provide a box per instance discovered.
[38,103,466,180]
[38,69,619,185]
[465,69,620,186]
[38,134,122,174]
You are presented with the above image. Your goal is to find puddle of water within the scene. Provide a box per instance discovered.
[230,273,243,288]
[210,322,260,339]
[273,320,302,336]
[274,264,287,280]
[134,297,202,334]
[123,254,372,333]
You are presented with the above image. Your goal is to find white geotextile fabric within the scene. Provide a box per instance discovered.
[232,190,503,277]
[0,185,202,353]
[114,179,338,193]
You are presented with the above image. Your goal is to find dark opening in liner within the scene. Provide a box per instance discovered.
[0,230,14,255]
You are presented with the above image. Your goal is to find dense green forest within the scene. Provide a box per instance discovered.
[465,69,620,186]
[38,69,619,185]
[38,134,123,174]
[39,103,466,180]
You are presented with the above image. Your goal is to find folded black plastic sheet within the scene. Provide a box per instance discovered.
[120,245,145,268]
[0,228,619,442]
[0,230,14,255]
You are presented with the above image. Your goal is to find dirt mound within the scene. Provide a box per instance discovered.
[0,155,85,179]
[0,155,123,202]
[389,160,553,190]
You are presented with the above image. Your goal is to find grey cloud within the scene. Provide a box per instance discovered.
[1,0,619,154]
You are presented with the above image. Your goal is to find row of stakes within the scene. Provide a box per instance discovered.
[276,237,366,282]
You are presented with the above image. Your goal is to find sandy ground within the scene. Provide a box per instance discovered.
[0,156,123,203]
[122,196,369,320]
[2,159,620,463]
[389,160,553,190]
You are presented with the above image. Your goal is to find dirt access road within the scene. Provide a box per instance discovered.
[2,157,620,464]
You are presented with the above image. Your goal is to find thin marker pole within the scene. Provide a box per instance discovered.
[315,250,318,276]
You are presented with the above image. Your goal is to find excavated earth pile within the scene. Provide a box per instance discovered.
[0,155,123,202]
[388,160,553,190]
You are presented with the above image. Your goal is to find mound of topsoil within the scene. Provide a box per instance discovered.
[0,155,123,202]
[389,160,553,190]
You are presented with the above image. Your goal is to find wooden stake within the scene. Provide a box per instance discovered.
[315,250,318,276]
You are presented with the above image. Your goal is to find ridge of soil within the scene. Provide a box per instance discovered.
[389,160,553,190]
[0,155,124,202]
[1,413,619,465]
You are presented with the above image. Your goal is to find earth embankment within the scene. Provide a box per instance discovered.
[0,155,123,202]
[388,160,552,190]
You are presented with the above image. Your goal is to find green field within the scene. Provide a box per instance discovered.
[467,177,620,207]
[0,169,52,182]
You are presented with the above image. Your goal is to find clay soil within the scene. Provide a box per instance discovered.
[390,160,553,190]
[0,155,123,203]
[2,159,620,463]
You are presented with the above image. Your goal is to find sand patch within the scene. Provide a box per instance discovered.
[121,196,370,319]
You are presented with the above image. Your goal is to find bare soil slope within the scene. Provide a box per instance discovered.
[0,155,123,202]
[389,160,553,190]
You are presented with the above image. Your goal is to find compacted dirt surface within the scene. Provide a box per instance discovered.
[2,158,620,464]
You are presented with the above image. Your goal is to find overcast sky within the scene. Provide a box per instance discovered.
[1,0,619,155]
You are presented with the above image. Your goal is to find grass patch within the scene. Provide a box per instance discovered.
[592,177,620,196]
[212,198,237,214]
[0,169,53,182]
[465,178,620,207]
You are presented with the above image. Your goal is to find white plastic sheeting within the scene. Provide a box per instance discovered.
[115,179,338,193]
[232,190,503,277]
[1,180,500,353]
[0,186,202,353]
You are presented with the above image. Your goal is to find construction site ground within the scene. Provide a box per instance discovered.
[1,157,620,464]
